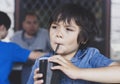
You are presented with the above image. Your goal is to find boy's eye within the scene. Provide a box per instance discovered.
[66,28,73,31]
[51,25,57,29]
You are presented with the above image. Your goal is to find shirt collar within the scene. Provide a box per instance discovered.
[71,49,87,63]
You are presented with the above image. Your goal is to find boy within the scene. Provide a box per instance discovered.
[27,4,120,84]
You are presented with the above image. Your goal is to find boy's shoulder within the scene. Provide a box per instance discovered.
[85,47,101,56]
[86,47,99,52]
[80,47,100,56]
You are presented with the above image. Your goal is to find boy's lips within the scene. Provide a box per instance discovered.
[54,42,63,45]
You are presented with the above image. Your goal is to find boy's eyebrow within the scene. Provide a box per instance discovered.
[65,25,77,30]
[52,22,58,24]
[51,22,59,26]
[52,22,77,29]
[64,24,76,28]
[64,25,72,27]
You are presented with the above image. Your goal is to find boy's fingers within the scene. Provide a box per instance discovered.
[34,68,39,75]
[33,74,43,81]
[49,55,68,66]
[49,57,66,67]
[34,79,44,84]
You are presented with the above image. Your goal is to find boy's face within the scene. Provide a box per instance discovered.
[50,20,80,57]
[0,25,8,39]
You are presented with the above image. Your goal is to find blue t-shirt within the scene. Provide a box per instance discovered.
[27,47,113,84]
[0,41,30,84]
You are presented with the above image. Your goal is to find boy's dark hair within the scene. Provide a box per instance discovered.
[49,3,98,49]
[23,11,38,21]
[0,11,11,30]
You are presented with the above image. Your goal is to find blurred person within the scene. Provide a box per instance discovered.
[11,11,51,84]
[0,11,45,84]
[27,4,120,84]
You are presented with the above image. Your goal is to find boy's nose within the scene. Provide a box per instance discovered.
[56,30,63,38]
[56,34,62,38]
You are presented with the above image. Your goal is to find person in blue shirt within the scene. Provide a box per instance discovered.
[0,11,45,84]
[27,4,120,84]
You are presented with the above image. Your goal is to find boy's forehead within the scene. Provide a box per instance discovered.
[52,19,76,25]
[51,20,80,30]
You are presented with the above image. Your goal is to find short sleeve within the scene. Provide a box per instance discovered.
[89,49,113,68]
[11,43,31,62]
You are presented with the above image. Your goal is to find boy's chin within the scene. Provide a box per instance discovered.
[55,51,66,55]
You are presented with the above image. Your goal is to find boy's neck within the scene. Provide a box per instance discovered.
[61,50,77,60]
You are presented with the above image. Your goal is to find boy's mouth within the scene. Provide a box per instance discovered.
[55,42,63,45]
[54,42,62,50]
[54,44,60,54]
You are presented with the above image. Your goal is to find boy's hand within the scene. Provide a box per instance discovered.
[48,55,80,79]
[34,68,44,84]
